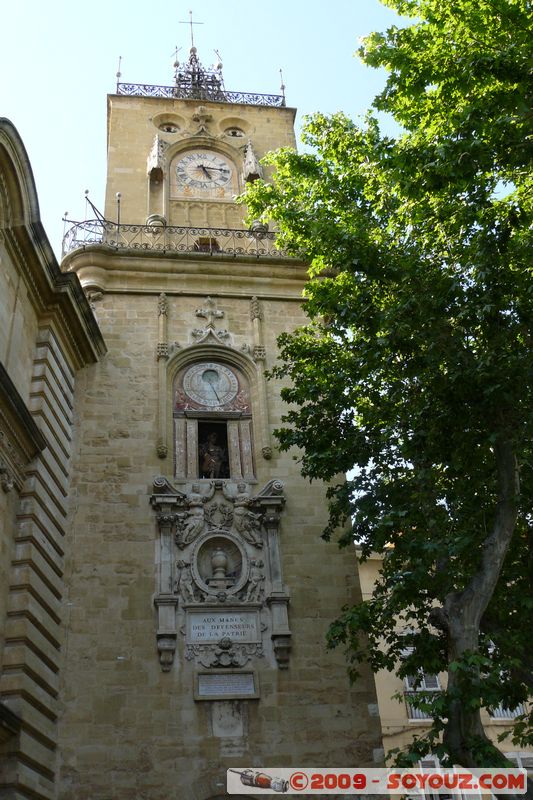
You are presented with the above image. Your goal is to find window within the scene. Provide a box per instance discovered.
[194,237,220,253]
[405,672,441,720]
[224,126,244,138]
[407,758,481,800]
[505,754,533,771]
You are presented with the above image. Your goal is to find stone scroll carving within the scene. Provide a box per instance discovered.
[150,477,291,672]
[185,638,264,668]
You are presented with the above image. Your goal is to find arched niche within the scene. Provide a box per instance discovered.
[168,345,258,483]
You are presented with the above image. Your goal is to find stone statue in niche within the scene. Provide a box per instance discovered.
[175,560,196,602]
[199,431,227,478]
[243,558,265,603]
[224,482,263,547]
[176,482,215,548]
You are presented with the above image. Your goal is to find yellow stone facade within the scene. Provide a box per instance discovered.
[0,53,382,800]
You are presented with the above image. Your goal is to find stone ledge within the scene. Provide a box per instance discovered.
[0,361,47,492]
[0,701,21,743]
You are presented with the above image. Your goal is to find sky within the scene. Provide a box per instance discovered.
[1,0,407,259]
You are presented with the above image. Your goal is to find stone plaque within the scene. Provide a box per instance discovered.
[195,671,258,700]
[187,609,259,643]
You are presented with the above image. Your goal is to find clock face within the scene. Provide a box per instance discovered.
[175,150,234,191]
[182,363,239,408]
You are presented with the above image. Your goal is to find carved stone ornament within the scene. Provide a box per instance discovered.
[150,477,291,670]
[157,634,177,672]
[0,459,14,493]
[86,289,103,312]
[223,482,263,548]
[156,440,168,459]
[242,140,263,183]
[250,296,262,321]
[190,296,233,346]
[147,135,168,174]
[191,328,230,345]
[243,558,265,602]
[190,530,249,600]
[156,342,169,360]
[191,105,213,136]
[253,345,266,362]
[158,292,168,316]
[185,638,264,668]
[272,634,292,669]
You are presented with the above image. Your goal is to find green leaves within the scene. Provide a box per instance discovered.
[243,0,532,768]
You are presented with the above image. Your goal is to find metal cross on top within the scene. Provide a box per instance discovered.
[179,10,203,48]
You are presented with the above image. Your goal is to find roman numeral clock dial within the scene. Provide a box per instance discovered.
[175,150,234,194]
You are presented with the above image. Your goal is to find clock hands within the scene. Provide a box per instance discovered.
[198,163,230,179]
[202,371,221,402]
[177,156,232,188]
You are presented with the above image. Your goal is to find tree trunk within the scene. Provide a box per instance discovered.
[434,436,529,798]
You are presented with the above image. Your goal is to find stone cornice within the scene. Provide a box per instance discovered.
[4,222,106,368]
[62,246,309,299]
[108,92,298,121]
[0,119,107,369]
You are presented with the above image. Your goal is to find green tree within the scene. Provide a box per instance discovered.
[244,0,533,773]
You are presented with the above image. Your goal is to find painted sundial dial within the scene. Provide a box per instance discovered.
[182,362,239,408]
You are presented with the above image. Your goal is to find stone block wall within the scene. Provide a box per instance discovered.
[56,254,383,799]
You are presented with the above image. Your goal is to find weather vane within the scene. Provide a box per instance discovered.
[179,10,203,48]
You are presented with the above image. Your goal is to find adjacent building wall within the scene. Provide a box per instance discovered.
[0,119,105,800]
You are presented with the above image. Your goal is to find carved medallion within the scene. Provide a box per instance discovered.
[191,531,248,599]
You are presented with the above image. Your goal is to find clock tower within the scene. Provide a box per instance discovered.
[58,45,382,799]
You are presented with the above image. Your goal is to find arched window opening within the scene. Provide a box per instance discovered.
[194,236,220,253]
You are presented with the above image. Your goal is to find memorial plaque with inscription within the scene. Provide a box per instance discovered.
[187,609,259,643]
[195,670,258,700]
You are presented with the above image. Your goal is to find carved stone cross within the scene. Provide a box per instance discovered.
[195,296,224,329]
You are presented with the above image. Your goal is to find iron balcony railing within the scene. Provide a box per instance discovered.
[489,702,527,720]
[116,82,285,107]
[404,691,440,721]
[405,692,528,722]
[62,219,291,260]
